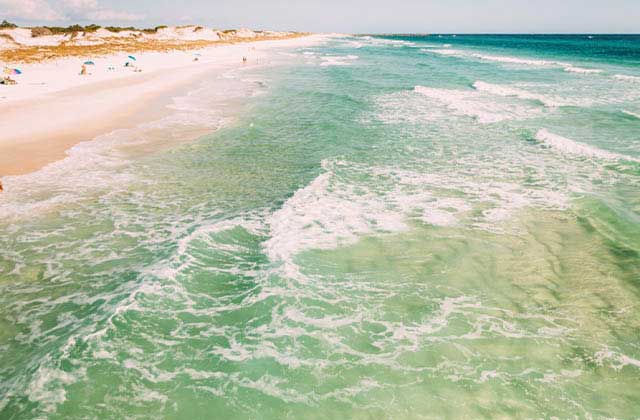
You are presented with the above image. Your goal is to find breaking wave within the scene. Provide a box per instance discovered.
[428,50,604,75]
[320,54,359,67]
[414,85,539,123]
[535,129,640,162]
[472,81,567,107]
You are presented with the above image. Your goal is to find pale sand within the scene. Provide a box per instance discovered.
[0,35,327,177]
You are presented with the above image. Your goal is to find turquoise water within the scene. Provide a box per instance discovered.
[1,35,640,418]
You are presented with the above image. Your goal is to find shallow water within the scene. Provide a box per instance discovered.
[1,35,640,418]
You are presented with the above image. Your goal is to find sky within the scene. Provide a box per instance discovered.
[1,0,639,33]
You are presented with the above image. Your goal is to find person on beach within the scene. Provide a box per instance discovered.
[80,64,87,75]
[243,56,247,63]
[0,179,3,192]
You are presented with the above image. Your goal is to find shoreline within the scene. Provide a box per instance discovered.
[0,34,325,178]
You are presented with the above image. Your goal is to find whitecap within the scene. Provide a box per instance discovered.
[26,364,86,413]
[263,162,408,264]
[428,49,465,57]
[431,49,605,76]
[319,55,359,67]
[622,110,640,119]
[470,53,560,67]
[472,81,566,107]
[614,74,640,82]
[563,65,603,74]
[264,158,569,268]
[593,348,640,371]
[414,85,538,123]
[535,129,640,162]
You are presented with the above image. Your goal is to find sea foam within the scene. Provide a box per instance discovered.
[614,74,640,82]
[414,85,537,123]
[472,81,565,107]
[622,110,640,119]
[320,55,359,67]
[430,49,465,57]
[429,49,604,75]
[264,155,571,268]
[563,66,603,74]
[535,129,640,162]
[471,53,559,67]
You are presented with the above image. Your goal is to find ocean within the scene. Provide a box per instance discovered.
[1,34,639,418]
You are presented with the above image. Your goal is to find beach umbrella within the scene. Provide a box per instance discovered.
[84,61,95,65]
[3,67,21,75]
[128,55,137,61]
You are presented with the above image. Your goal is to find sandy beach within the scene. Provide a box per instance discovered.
[0,31,321,176]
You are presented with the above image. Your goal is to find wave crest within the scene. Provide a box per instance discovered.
[414,85,538,123]
[535,129,640,162]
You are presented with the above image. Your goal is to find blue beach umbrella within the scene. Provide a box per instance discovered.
[128,55,137,61]
[84,61,95,65]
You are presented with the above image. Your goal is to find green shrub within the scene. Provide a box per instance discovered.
[36,24,100,35]
[0,20,17,29]
[105,26,136,33]
[84,24,101,32]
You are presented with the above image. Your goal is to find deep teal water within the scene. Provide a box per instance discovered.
[1,34,640,418]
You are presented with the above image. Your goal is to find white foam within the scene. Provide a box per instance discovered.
[176,218,264,257]
[429,49,465,57]
[472,81,566,107]
[414,85,537,123]
[265,161,444,266]
[264,158,570,267]
[26,365,86,413]
[473,54,603,75]
[563,65,603,74]
[471,53,560,67]
[284,307,363,329]
[614,74,640,82]
[373,90,450,124]
[319,55,359,67]
[430,49,604,76]
[379,168,568,230]
[479,370,500,383]
[622,110,640,119]
[594,349,640,371]
[535,129,640,162]
[264,162,408,264]
[363,38,415,47]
